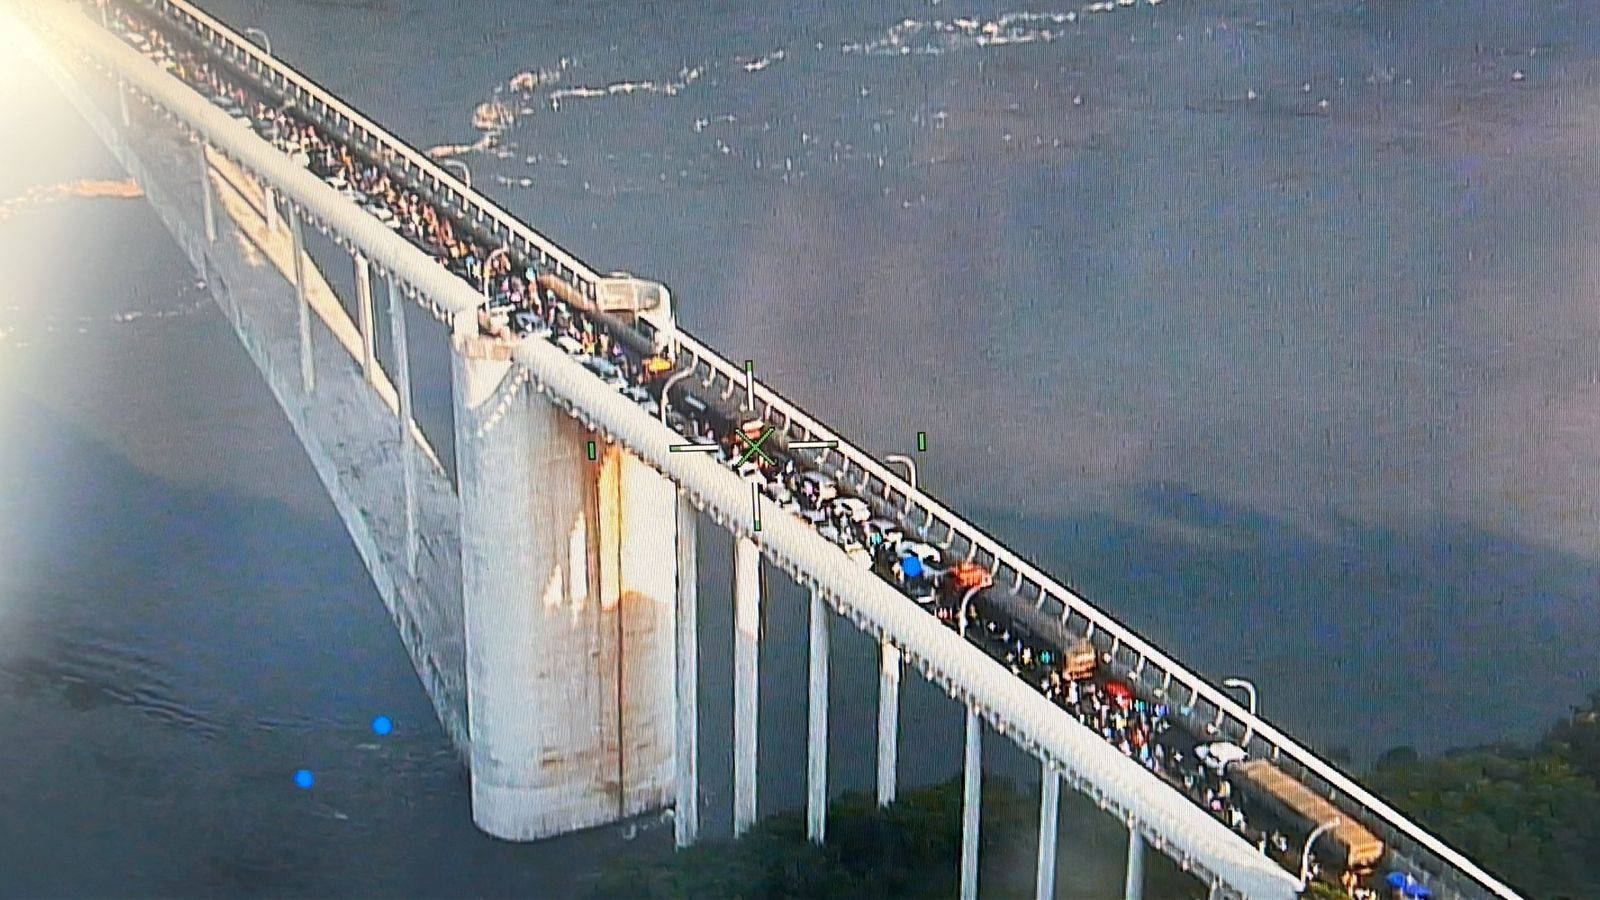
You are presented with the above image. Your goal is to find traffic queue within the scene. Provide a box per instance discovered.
[104,6,1405,896]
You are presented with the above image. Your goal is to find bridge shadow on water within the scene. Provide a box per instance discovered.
[0,394,678,897]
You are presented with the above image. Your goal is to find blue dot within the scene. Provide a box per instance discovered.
[900,555,924,579]
[372,715,393,736]
[294,769,315,790]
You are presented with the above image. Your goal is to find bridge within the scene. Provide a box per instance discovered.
[3,2,1523,898]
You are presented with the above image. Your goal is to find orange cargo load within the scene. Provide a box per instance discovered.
[950,561,993,590]
[1236,760,1385,870]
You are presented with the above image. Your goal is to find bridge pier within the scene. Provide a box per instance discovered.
[961,706,983,900]
[289,207,314,394]
[673,493,699,848]
[1124,827,1146,900]
[1036,762,1061,900]
[876,640,900,807]
[384,273,417,578]
[732,535,760,837]
[450,327,678,841]
[354,252,376,385]
[805,589,829,845]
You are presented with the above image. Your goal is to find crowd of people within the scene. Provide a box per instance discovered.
[106,6,1397,896]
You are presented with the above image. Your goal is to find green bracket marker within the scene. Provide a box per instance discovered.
[917,431,927,452]
[586,440,597,460]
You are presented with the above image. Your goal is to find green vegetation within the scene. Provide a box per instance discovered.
[592,778,1202,898]
[1367,691,1600,900]
[596,693,1600,899]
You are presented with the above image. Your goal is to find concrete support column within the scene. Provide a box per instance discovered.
[732,535,760,837]
[1124,827,1146,900]
[805,589,829,845]
[354,252,376,385]
[673,493,699,849]
[289,207,314,395]
[1036,762,1061,900]
[385,274,416,577]
[197,142,216,244]
[454,321,676,840]
[876,640,900,808]
[960,706,982,900]
[263,183,279,232]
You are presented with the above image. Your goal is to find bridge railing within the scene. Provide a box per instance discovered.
[106,3,1519,897]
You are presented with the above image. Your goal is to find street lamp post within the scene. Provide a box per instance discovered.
[438,158,472,189]
[1299,818,1340,889]
[660,367,695,427]
[885,454,918,491]
[1222,677,1259,745]
[483,246,511,298]
[957,584,984,638]
[243,27,272,56]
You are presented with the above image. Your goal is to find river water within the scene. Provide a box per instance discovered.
[3,0,1599,895]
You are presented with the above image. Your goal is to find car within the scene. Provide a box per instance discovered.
[899,541,943,569]
[580,355,626,387]
[816,522,871,566]
[1194,741,1248,773]
[864,517,904,549]
[555,334,586,357]
[621,385,659,416]
[796,471,838,506]
[831,496,872,524]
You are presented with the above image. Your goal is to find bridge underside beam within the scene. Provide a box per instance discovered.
[289,207,314,395]
[385,273,417,578]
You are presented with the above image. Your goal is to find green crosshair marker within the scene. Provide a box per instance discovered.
[917,431,927,452]
[586,440,597,460]
[734,426,776,467]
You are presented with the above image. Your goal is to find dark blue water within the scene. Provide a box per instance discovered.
[5,0,1600,894]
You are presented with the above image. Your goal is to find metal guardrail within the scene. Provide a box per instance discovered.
[94,3,1522,897]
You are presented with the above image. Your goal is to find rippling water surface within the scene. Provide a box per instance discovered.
[4,0,1600,895]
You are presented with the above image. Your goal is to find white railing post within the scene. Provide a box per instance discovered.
[805,589,829,845]
[732,535,760,837]
[673,493,699,848]
[876,640,900,807]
